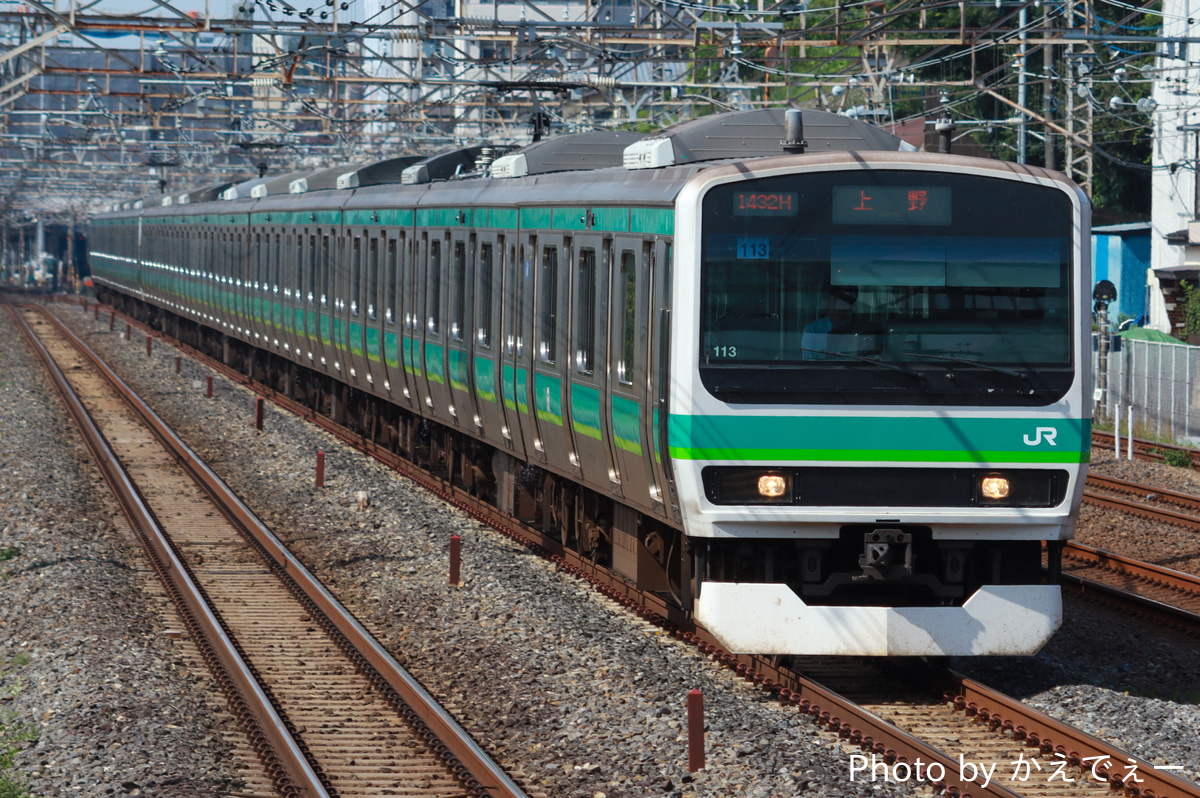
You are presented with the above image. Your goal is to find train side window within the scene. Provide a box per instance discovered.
[538,245,558,364]
[385,237,397,325]
[450,240,466,342]
[368,236,380,321]
[617,249,636,385]
[427,238,441,335]
[274,232,282,295]
[574,247,596,374]
[477,242,493,348]
[350,235,362,316]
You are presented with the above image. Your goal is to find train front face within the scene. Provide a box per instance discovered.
[671,153,1091,657]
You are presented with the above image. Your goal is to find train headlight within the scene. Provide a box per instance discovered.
[758,474,789,498]
[703,468,794,504]
[980,476,1011,500]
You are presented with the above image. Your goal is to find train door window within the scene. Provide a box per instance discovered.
[273,232,281,295]
[258,232,267,293]
[574,247,596,374]
[320,235,330,306]
[368,235,380,320]
[477,242,493,348]
[253,232,263,318]
[616,249,637,386]
[312,235,321,303]
[292,232,301,300]
[538,245,559,364]
[510,243,522,357]
[350,235,362,316]
[450,240,466,341]
[385,237,398,325]
[427,238,441,335]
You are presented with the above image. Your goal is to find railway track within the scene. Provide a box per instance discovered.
[7,297,529,798]
[46,295,1200,798]
[1092,430,1198,468]
[1061,541,1200,627]
[1084,474,1200,532]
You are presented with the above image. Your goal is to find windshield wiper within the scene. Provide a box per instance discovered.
[905,353,1035,383]
[801,348,924,378]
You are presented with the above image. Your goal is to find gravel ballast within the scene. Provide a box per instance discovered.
[3,297,1199,795]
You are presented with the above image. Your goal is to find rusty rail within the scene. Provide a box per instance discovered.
[20,298,530,798]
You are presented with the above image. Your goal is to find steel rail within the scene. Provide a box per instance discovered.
[31,298,530,796]
[950,674,1199,798]
[1081,489,1200,532]
[3,298,324,798]
[30,300,530,798]
[1060,542,1200,631]
[1087,473,1200,513]
[1092,431,1198,468]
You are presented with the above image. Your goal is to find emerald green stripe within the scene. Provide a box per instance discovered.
[570,383,602,440]
[630,207,673,235]
[668,415,1090,463]
[475,355,496,403]
[669,447,1086,463]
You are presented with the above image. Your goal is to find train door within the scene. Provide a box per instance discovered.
[569,234,619,492]
[402,233,427,411]
[530,232,579,478]
[381,230,410,407]
[606,238,664,517]
[500,237,530,458]
[283,230,304,358]
[340,226,367,386]
[445,231,477,432]
[314,230,336,374]
[646,238,680,521]
[417,230,453,421]
[270,228,285,352]
[473,232,508,448]
[299,229,319,363]
[361,229,390,393]
[507,234,542,462]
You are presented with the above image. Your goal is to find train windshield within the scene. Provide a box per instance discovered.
[699,170,1076,406]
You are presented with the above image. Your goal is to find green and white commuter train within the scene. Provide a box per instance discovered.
[90,108,1091,656]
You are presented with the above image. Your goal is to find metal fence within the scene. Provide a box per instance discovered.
[1093,333,1200,443]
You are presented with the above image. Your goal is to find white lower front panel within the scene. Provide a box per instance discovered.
[695,583,1061,656]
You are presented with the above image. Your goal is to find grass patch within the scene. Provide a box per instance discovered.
[1158,447,1196,468]
[0,659,37,798]
[0,548,19,563]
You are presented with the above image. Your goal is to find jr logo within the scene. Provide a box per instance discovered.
[1023,427,1058,446]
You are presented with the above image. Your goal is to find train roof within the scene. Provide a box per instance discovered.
[622,108,908,170]
[489,131,644,178]
[96,109,919,218]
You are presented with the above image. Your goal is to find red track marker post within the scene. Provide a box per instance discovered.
[146,335,152,358]
[254,396,264,430]
[449,534,461,586]
[315,451,325,487]
[93,303,99,320]
[109,310,115,331]
[687,689,705,772]
[125,323,131,341]
[175,355,182,374]
[206,375,213,398]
